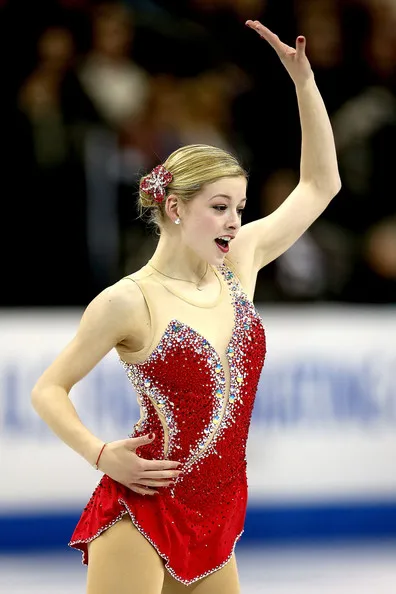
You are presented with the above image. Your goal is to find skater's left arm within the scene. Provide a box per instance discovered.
[231,21,341,272]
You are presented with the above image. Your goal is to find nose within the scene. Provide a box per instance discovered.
[226,210,241,230]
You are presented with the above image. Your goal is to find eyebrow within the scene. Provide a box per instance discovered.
[209,194,247,202]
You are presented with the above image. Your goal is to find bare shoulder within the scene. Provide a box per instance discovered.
[32,268,151,394]
[83,268,150,342]
[110,267,153,356]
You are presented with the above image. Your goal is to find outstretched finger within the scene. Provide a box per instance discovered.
[245,20,284,53]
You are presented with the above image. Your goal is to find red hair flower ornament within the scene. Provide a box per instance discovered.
[140,165,173,203]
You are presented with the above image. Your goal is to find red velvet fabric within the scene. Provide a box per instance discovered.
[69,266,266,584]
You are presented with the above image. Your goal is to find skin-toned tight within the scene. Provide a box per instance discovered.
[86,515,241,594]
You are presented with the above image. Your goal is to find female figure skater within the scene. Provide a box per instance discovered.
[31,20,341,594]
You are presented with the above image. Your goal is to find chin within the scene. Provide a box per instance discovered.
[210,252,226,267]
[193,243,227,266]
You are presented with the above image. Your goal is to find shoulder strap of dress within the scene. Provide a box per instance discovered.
[122,276,155,351]
[220,259,243,292]
[123,273,154,312]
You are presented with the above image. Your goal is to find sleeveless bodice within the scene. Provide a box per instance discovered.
[69,264,266,585]
[121,264,265,488]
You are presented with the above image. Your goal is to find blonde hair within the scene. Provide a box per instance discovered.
[138,144,247,229]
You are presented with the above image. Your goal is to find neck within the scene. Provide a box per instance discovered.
[149,231,209,284]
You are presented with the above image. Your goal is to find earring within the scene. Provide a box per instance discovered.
[174,218,181,225]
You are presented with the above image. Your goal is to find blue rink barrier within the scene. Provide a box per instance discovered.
[2,308,396,554]
[1,502,396,553]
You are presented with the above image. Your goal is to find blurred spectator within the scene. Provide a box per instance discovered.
[343,216,396,303]
[295,0,354,112]
[60,2,154,294]
[365,218,396,283]
[255,169,353,302]
[77,2,150,131]
[175,69,248,154]
[133,0,272,79]
[8,24,101,307]
[18,26,99,167]
[120,74,186,166]
[332,0,396,224]
[117,66,251,276]
[327,0,396,302]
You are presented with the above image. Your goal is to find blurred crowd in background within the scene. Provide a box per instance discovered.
[1,0,396,307]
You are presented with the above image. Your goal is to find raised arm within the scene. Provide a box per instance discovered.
[230,21,341,277]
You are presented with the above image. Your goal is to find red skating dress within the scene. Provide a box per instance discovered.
[69,263,266,585]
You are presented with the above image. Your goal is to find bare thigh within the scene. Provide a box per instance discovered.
[162,554,241,594]
[86,515,165,594]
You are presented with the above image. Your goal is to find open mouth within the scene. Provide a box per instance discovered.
[215,237,231,253]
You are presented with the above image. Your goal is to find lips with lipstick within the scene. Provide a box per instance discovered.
[215,235,233,253]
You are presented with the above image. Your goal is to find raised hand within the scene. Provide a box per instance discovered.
[98,434,182,496]
[246,20,312,86]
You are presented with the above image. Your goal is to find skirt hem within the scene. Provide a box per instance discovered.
[68,496,243,586]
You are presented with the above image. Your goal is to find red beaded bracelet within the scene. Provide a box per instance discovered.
[93,443,107,470]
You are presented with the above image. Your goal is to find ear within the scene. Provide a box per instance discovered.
[164,193,182,223]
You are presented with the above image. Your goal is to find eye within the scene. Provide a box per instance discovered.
[237,208,245,216]
[213,205,227,211]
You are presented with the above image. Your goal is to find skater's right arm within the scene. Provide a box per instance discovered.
[31,282,181,494]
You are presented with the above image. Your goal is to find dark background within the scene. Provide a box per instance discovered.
[1,0,395,307]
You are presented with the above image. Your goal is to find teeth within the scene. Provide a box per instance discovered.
[218,236,231,242]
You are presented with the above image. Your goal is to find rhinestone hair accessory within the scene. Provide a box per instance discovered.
[140,165,173,203]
